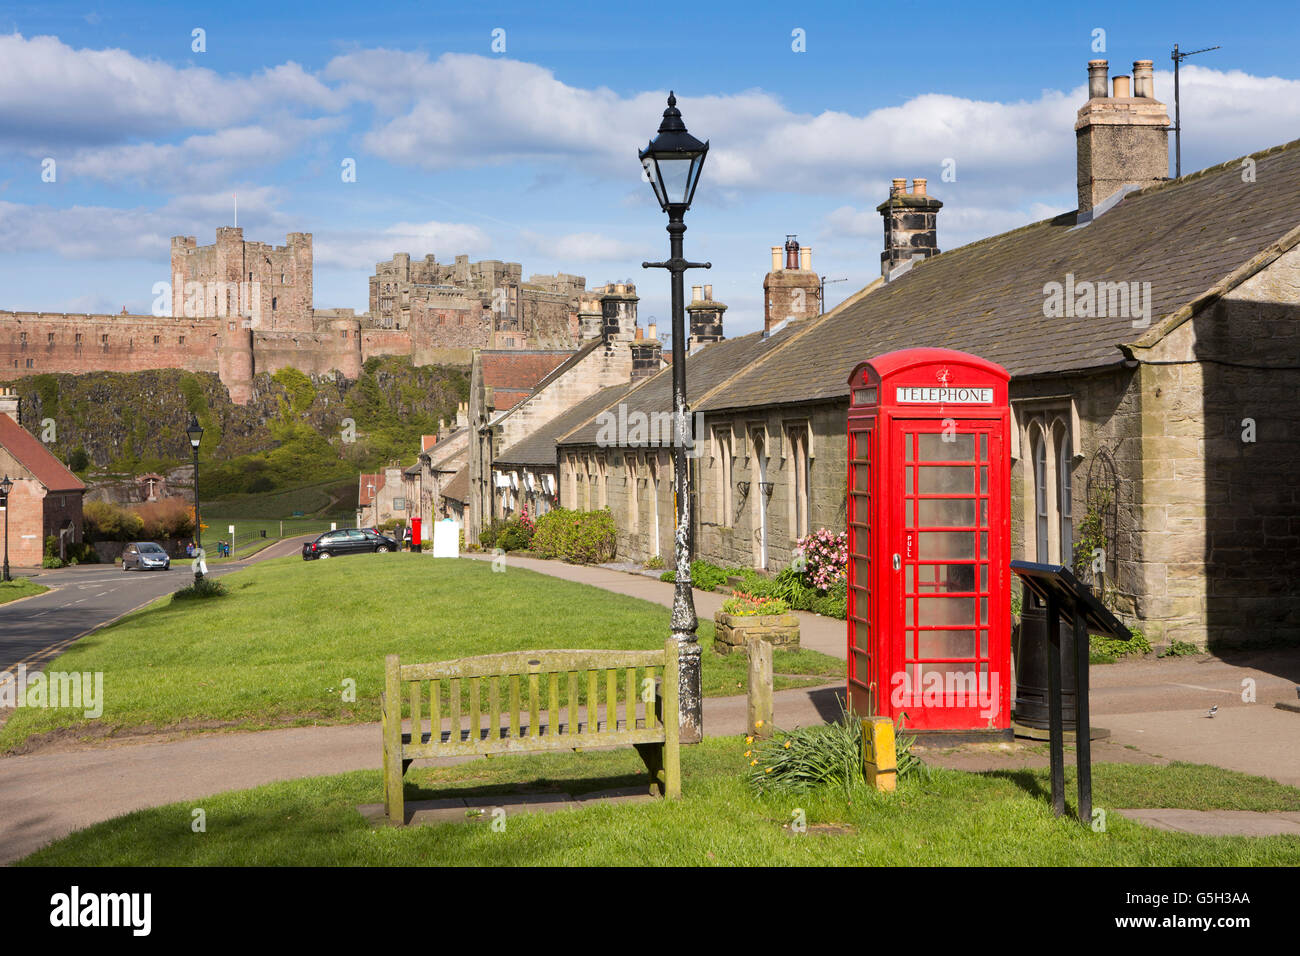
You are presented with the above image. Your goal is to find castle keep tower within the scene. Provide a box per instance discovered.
[763,236,820,332]
[1076,59,1170,214]
[171,227,314,331]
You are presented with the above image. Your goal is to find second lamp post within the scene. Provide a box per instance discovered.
[640,92,709,743]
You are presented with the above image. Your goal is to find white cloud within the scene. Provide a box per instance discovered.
[312,220,493,269]
[0,32,339,148]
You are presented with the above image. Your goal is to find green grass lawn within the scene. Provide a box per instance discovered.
[0,578,48,605]
[0,555,844,752]
[18,742,1300,866]
[206,477,358,521]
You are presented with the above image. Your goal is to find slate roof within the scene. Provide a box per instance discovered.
[557,324,807,448]
[496,382,637,467]
[441,467,469,504]
[0,413,85,492]
[698,138,1300,412]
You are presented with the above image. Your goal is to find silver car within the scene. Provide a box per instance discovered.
[122,541,172,571]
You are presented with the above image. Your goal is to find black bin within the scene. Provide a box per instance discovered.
[1013,594,1080,730]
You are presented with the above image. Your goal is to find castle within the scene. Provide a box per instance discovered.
[0,228,636,404]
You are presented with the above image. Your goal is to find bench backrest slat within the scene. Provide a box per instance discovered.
[383,641,679,756]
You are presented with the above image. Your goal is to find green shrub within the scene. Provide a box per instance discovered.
[173,577,228,601]
[496,518,534,552]
[479,518,503,550]
[530,508,616,564]
[1090,626,1151,663]
[1160,639,1202,658]
[747,702,925,796]
[731,568,775,597]
[659,560,727,591]
[42,556,65,569]
[643,555,665,570]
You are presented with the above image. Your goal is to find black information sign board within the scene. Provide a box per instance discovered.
[1010,560,1132,825]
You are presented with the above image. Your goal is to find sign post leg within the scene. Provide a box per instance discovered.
[1074,608,1092,827]
[1045,592,1065,817]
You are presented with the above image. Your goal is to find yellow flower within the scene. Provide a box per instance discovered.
[745,735,754,744]
[765,767,774,773]
[750,759,758,766]
[744,750,752,757]
[783,740,792,749]
[755,720,764,728]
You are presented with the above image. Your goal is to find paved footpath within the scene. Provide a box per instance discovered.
[1,551,1298,861]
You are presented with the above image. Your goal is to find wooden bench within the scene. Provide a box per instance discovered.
[381,640,681,823]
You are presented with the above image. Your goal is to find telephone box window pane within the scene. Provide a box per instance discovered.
[855,559,871,589]
[918,497,975,527]
[905,469,914,494]
[905,600,914,627]
[917,596,976,626]
[980,566,988,590]
[918,531,976,559]
[980,597,988,624]
[917,630,977,659]
[980,466,989,493]
[918,433,974,461]
[918,466,975,495]
[854,465,870,492]
[980,532,989,558]
[979,433,988,460]
[918,564,975,593]
[905,565,914,592]
[980,499,989,525]
[906,499,915,527]
[980,629,989,657]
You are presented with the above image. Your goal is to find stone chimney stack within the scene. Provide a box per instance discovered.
[762,236,820,333]
[877,178,942,278]
[599,284,639,343]
[686,284,727,350]
[1075,57,1170,214]
[0,386,19,423]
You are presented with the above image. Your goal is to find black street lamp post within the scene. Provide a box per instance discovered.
[186,416,204,576]
[640,92,710,743]
[0,474,12,583]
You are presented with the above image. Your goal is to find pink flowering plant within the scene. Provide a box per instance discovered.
[519,505,536,533]
[796,528,848,592]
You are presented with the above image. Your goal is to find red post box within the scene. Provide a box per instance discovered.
[411,517,422,553]
[846,348,1011,738]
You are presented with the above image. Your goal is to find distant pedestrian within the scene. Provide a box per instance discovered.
[185,541,195,558]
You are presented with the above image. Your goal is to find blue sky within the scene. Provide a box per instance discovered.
[2,0,1298,339]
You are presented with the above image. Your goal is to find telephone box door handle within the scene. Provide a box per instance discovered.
[892,553,901,571]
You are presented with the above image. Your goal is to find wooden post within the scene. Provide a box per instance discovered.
[662,639,681,798]
[382,654,404,824]
[747,638,773,738]
[861,716,897,792]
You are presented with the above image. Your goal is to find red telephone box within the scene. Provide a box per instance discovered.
[846,348,1011,738]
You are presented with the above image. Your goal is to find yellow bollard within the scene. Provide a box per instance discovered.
[861,717,897,792]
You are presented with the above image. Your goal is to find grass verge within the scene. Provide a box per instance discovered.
[17,742,1300,866]
[0,578,48,605]
[0,555,843,752]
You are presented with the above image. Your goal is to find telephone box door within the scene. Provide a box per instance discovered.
[889,418,1007,729]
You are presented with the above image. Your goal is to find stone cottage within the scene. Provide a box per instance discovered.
[0,388,85,567]
[546,59,1299,649]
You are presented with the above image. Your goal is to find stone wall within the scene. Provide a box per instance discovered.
[0,312,222,378]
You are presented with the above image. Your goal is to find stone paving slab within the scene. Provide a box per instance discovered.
[1114,809,1300,837]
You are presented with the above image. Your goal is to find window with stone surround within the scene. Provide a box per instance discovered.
[786,421,812,541]
[1017,403,1076,565]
